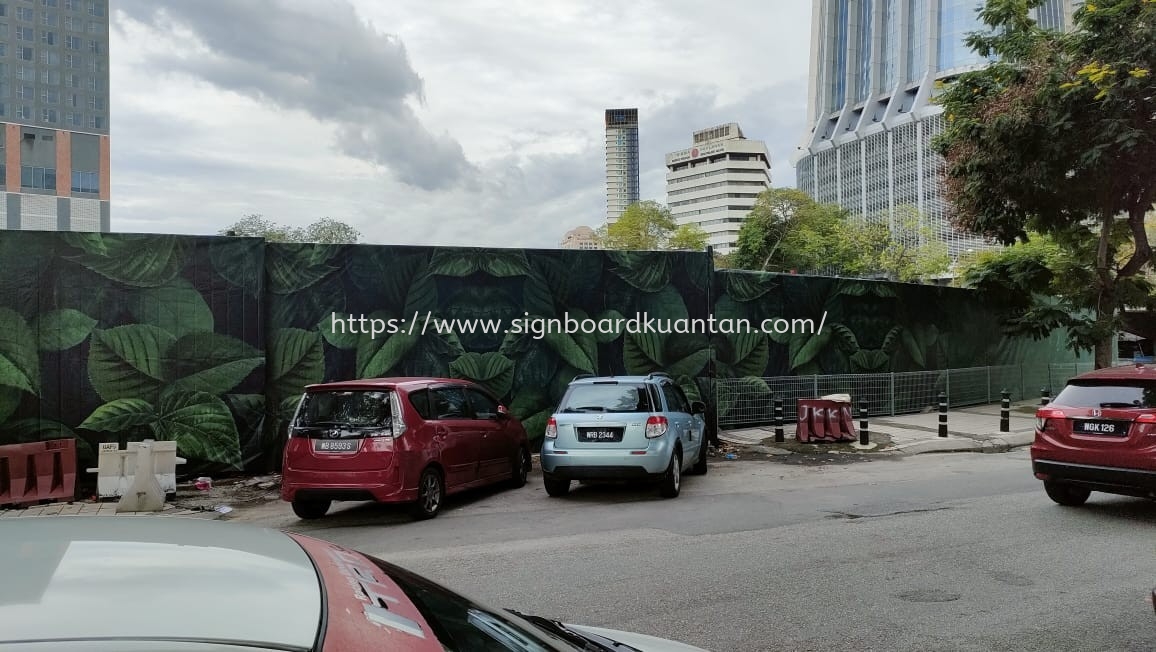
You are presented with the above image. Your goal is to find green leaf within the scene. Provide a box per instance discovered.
[522,273,555,318]
[77,399,156,432]
[623,332,663,375]
[726,272,776,302]
[428,248,531,278]
[209,237,264,296]
[61,232,108,255]
[153,388,242,468]
[32,309,98,352]
[268,329,324,398]
[319,313,360,350]
[0,307,40,395]
[404,272,439,316]
[667,349,710,378]
[127,279,214,339]
[307,244,344,266]
[87,325,175,403]
[0,385,22,424]
[482,251,532,277]
[1,418,77,441]
[165,332,264,396]
[67,235,183,288]
[509,389,549,420]
[880,326,903,354]
[827,324,860,353]
[543,332,595,374]
[449,352,516,398]
[513,341,558,390]
[789,329,832,371]
[729,331,765,364]
[520,407,554,442]
[849,349,890,372]
[901,329,926,367]
[731,335,770,378]
[636,285,689,323]
[267,245,338,295]
[607,251,671,292]
[360,332,421,378]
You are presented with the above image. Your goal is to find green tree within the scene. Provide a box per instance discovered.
[874,207,952,282]
[220,214,361,244]
[931,0,1156,366]
[596,201,704,250]
[731,188,816,270]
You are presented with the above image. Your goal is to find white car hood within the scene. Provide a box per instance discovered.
[564,623,710,651]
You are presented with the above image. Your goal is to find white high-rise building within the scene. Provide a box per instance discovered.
[605,108,639,225]
[792,0,1079,257]
[664,123,771,255]
[559,226,599,250]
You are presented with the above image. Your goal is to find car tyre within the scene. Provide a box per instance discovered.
[410,467,444,520]
[508,447,530,488]
[659,449,682,498]
[543,473,570,497]
[690,439,708,476]
[291,497,331,520]
[1044,481,1091,506]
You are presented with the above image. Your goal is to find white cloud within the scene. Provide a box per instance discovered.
[108,0,812,247]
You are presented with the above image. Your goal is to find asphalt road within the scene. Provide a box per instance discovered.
[237,450,1156,651]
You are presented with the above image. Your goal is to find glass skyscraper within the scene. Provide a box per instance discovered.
[793,0,1077,258]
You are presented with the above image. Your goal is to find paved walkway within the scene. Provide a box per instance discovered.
[0,500,226,519]
[720,400,1039,455]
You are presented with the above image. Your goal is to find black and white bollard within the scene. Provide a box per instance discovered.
[1000,389,1010,433]
[859,399,869,446]
[774,398,784,443]
[1040,387,1050,406]
[938,391,948,438]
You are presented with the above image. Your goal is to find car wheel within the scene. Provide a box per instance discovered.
[543,472,570,497]
[690,439,708,476]
[508,447,530,488]
[291,497,331,520]
[659,449,682,498]
[410,467,444,520]
[1044,481,1091,506]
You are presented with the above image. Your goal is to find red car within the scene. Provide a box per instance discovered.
[281,377,532,520]
[1031,364,1156,506]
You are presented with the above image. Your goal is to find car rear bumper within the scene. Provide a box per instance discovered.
[1032,459,1156,498]
[280,467,415,504]
[539,440,674,477]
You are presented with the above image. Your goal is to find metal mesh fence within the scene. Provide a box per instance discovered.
[716,361,1103,427]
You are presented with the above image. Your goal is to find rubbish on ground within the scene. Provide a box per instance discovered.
[194,477,212,491]
[213,505,233,514]
[725,453,738,460]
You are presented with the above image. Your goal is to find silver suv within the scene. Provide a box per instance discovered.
[539,372,709,498]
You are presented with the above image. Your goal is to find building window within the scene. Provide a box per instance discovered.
[15,6,33,21]
[86,19,99,33]
[64,72,77,87]
[87,57,102,72]
[71,170,97,193]
[64,34,80,49]
[17,46,33,60]
[87,1,103,17]
[16,64,33,80]
[39,49,59,65]
[15,84,31,99]
[86,94,101,110]
[86,113,102,129]
[42,0,59,7]
[64,53,78,68]
[0,81,7,98]
[15,25,32,39]
[40,29,54,44]
[62,15,74,30]
[64,111,78,125]
[41,87,57,103]
[64,0,76,9]
[21,165,57,190]
[40,107,56,123]
[41,11,55,26]
[0,4,6,17]
[87,38,100,53]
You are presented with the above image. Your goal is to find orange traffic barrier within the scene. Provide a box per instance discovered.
[0,439,77,508]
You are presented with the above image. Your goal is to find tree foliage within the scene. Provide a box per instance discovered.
[596,201,708,251]
[220,214,361,244]
[931,0,1156,365]
[732,190,951,281]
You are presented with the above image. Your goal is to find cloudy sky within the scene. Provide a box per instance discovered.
[110,1,814,248]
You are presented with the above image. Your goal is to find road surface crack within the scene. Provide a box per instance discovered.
[823,506,952,520]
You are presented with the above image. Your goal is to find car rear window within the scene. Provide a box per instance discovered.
[295,390,392,428]
[558,383,656,413]
[1052,380,1156,408]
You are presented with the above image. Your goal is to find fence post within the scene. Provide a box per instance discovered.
[938,391,948,438]
[890,372,896,416]
[859,399,869,446]
[1000,389,1010,433]
[813,375,819,397]
[986,366,992,404]
[945,371,951,409]
[1040,387,1050,406]
[773,397,784,443]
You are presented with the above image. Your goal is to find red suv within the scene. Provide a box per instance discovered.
[281,377,531,520]
[1032,364,1156,506]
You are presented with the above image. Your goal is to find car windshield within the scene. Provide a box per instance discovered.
[558,383,654,413]
[295,390,392,428]
[1051,380,1156,408]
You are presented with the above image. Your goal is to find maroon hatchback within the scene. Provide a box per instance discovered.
[1032,364,1156,506]
[281,377,532,520]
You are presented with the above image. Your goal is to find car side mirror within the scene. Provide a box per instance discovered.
[691,401,705,415]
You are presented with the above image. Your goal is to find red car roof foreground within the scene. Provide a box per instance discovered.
[1067,364,1156,381]
[305,377,463,391]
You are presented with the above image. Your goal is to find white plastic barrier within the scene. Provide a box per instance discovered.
[116,440,166,512]
[86,440,186,499]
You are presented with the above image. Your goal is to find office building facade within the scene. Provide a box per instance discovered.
[604,108,639,225]
[0,0,110,232]
[665,123,771,255]
[793,0,1077,257]
[559,225,599,250]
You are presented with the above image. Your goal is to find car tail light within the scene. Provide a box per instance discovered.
[645,415,668,438]
[1036,407,1064,431]
[545,417,557,439]
[389,392,406,438]
[1135,414,1156,424]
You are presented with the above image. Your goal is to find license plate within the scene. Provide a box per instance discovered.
[313,439,359,452]
[578,428,622,442]
[1073,420,1127,436]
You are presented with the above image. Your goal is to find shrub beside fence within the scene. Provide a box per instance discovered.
[716,362,1104,428]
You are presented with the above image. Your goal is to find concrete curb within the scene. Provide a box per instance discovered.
[719,429,1036,457]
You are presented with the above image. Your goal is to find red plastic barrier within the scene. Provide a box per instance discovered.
[0,439,77,508]
[796,400,857,443]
